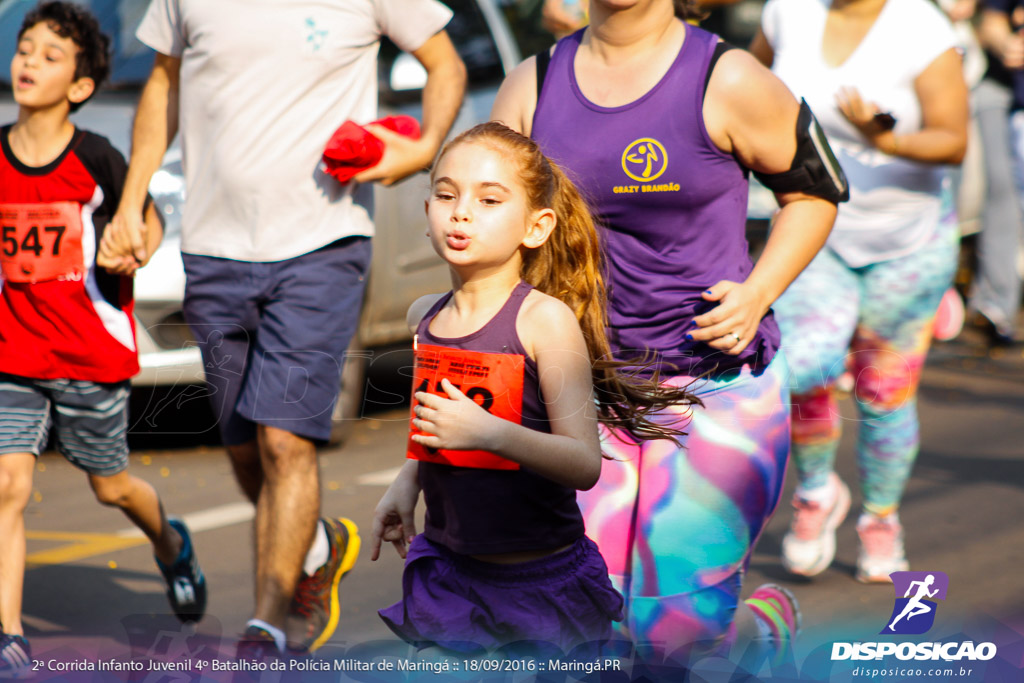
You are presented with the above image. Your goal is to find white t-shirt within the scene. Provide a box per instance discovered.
[762,0,958,267]
[137,0,452,262]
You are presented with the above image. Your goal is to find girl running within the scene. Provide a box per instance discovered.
[370,122,696,657]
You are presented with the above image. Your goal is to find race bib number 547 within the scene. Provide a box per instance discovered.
[1,202,85,284]
[407,343,525,470]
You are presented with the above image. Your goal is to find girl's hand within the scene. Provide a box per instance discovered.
[688,280,771,355]
[370,465,421,561]
[411,378,502,451]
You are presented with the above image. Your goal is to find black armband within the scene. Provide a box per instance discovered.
[753,99,849,203]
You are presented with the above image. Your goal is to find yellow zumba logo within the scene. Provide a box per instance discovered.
[621,138,668,182]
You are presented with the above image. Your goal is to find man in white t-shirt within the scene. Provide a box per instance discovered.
[103,0,466,658]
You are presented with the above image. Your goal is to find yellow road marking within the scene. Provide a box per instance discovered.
[25,531,148,566]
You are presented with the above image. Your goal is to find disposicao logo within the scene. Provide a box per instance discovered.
[884,571,948,635]
[831,570,997,663]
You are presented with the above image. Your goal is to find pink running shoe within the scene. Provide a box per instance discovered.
[933,288,965,342]
[856,513,909,583]
[781,473,851,577]
[745,583,802,667]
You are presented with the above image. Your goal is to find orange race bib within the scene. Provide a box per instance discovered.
[407,342,525,470]
[0,202,85,284]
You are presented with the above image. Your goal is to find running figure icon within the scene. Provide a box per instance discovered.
[889,574,939,631]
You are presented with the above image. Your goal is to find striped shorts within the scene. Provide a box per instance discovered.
[0,374,130,476]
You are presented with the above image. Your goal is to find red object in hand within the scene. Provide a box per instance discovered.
[321,115,421,183]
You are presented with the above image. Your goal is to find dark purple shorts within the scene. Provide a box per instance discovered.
[182,237,371,444]
[379,534,624,658]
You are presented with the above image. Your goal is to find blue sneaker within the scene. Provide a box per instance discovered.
[0,633,31,679]
[155,518,207,623]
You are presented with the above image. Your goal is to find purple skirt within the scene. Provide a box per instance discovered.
[379,534,624,657]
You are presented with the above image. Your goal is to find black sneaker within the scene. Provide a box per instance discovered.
[286,517,360,653]
[0,633,31,679]
[155,518,207,623]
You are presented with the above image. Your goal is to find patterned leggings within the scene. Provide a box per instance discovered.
[772,216,957,516]
[578,353,790,661]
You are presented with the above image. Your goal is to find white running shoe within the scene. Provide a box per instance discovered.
[856,513,909,583]
[781,473,851,577]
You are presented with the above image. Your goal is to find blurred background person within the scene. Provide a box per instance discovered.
[971,0,1024,346]
[751,0,969,582]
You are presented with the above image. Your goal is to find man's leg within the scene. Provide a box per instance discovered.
[233,238,370,653]
[250,426,319,629]
[226,441,262,504]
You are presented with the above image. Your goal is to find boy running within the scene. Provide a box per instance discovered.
[0,4,205,677]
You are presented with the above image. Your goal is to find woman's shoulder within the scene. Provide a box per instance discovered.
[876,0,957,64]
[880,0,955,34]
[761,0,827,39]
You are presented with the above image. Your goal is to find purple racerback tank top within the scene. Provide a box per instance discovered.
[415,281,585,555]
[532,24,781,377]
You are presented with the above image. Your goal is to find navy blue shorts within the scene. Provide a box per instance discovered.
[182,237,371,444]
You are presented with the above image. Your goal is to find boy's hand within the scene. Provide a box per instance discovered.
[411,378,502,451]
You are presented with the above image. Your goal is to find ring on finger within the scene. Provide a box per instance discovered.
[729,332,741,343]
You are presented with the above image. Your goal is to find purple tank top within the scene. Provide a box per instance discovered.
[415,281,585,555]
[532,24,780,377]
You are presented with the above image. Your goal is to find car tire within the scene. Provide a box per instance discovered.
[328,336,370,447]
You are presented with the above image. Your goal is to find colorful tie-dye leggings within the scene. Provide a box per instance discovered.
[772,216,957,516]
[578,352,790,661]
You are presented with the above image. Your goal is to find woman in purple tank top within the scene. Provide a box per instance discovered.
[491,0,841,672]
[371,123,699,658]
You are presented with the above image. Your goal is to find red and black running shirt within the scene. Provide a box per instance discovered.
[0,125,139,383]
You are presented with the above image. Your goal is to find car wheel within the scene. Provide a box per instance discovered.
[328,337,370,446]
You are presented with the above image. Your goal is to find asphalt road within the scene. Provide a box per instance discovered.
[17,331,1024,681]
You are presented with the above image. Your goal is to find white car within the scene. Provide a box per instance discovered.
[0,0,522,444]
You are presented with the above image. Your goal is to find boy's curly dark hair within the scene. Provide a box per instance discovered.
[18,1,111,111]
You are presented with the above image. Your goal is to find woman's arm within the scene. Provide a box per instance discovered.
[836,48,968,164]
[410,295,602,490]
[690,49,837,353]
